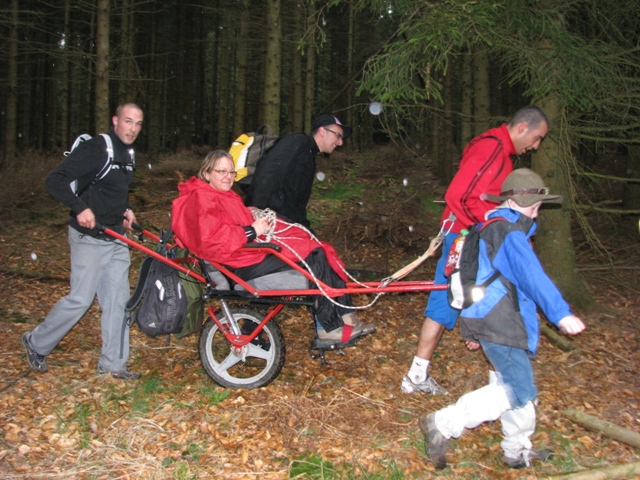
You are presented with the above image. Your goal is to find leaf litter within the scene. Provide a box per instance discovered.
[0,146,639,479]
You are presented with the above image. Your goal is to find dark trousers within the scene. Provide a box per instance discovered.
[232,248,352,332]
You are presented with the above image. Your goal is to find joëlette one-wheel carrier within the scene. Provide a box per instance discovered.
[103,224,446,391]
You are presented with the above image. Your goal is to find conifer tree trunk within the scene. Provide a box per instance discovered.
[3,0,19,163]
[532,94,594,307]
[193,13,205,145]
[233,0,251,137]
[175,2,196,149]
[345,3,355,141]
[217,4,231,147]
[461,49,473,146]
[441,59,454,183]
[117,0,134,103]
[95,0,110,132]
[303,43,315,132]
[303,3,316,132]
[291,1,305,132]
[60,0,71,147]
[430,95,442,182]
[292,50,304,132]
[84,10,97,133]
[473,47,490,134]
[623,146,640,209]
[263,0,282,132]
[146,12,162,156]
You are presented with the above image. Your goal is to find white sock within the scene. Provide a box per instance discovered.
[407,356,430,384]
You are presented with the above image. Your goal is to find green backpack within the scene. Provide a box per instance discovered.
[174,248,205,338]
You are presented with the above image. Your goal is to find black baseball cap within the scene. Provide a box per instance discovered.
[311,114,352,139]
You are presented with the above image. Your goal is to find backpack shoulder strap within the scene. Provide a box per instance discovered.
[72,133,115,197]
[479,217,520,311]
[125,256,155,312]
[480,134,503,148]
[479,217,506,230]
[255,125,274,135]
[482,134,501,142]
[475,218,507,282]
[96,133,115,181]
[64,134,93,157]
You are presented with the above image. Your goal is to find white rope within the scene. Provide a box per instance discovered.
[251,209,385,310]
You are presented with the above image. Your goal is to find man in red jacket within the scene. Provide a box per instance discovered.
[401,106,550,394]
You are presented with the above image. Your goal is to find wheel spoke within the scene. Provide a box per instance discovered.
[216,350,242,373]
[246,342,271,360]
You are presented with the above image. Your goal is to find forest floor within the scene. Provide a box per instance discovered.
[0,145,639,479]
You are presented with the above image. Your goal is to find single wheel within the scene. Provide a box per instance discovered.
[198,308,285,389]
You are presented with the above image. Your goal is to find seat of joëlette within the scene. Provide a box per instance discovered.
[200,261,309,292]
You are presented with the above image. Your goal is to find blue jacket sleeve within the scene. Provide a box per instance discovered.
[492,231,572,326]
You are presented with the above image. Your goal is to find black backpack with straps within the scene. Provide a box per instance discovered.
[445,218,519,311]
[126,228,201,337]
[129,256,187,336]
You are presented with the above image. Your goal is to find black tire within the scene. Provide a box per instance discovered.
[198,308,285,390]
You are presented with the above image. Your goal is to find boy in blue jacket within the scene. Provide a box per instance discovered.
[419,168,586,469]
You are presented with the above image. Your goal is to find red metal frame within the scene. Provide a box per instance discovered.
[205,303,285,349]
[102,226,446,348]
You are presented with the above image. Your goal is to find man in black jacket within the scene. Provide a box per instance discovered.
[244,114,351,229]
[21,103,144,380]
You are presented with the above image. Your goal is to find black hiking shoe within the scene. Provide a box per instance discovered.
[22,331,48,372]
[97,365,141,380]
[419,412,449,469]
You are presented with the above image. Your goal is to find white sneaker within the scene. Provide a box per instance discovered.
[401,375,447,395]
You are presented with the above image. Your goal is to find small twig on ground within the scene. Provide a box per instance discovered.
[341,387,392,409]
[0,266,68,282]
[301,375,316,397]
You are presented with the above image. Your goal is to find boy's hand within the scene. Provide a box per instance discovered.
[558,315,586,335]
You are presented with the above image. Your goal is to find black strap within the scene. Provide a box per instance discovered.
[478,219,520,312]
[125,256,155,313]
[479,270,501,289]
[155,227,173,256]
[126,225,175,314]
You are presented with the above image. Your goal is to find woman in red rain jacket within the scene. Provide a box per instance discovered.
[172,150,375,345]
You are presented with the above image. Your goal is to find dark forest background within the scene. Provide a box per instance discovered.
[1,4,639,478]
[1,0,640,307]
[1,0,398,156]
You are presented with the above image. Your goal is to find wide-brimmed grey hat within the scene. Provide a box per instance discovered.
[485,168,563,207]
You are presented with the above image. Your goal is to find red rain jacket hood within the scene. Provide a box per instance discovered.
[172,177,347,279]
